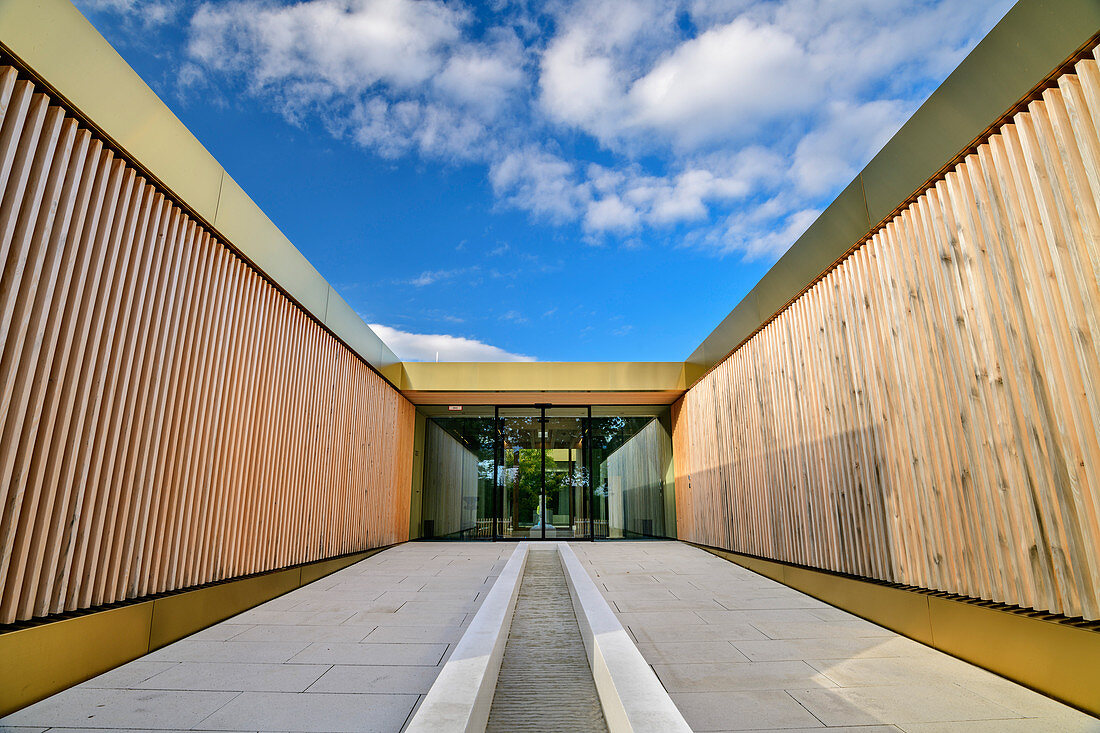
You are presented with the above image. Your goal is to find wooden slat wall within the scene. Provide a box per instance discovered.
[673,51,1100,620]
[0,66,415,625]
[420,420,478,537]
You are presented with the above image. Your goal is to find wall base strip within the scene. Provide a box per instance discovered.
[0,546,390,717]
[695,543,1100,718]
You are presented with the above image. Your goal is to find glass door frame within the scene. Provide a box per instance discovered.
[492,404,594,540]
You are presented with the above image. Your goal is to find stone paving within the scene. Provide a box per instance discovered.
[572,540,1100,733]
[4,540,1099,732]
[0,543,513,733]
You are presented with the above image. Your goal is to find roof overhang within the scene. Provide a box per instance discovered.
[381,362,702,405]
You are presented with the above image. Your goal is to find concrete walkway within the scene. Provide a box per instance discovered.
[4,540,1099,732]
[572,541,1100,733]
[0,543,513,733]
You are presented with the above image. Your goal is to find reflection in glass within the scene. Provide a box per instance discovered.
[499,408,541,538]
[543,408,588,539]
[590,407,675,539]
[417,404,675,540]
[419,410,495,539]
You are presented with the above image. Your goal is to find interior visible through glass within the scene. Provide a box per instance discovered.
[499,407,540,538]
[415,405,675,540]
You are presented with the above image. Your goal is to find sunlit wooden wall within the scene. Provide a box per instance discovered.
[0,65,415,625]
[673,51,1100,620]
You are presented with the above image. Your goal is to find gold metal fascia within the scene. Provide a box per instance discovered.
[147,567,303,650]
[0,603,152,716]
[700,545,1100,718]
[685,1,1100,380]
[396,361,692,401]
[0,0,400,376]
[403,390,685,406]
[0,548,385,717]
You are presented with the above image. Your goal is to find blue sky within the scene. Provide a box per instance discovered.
[74,0,1014,362]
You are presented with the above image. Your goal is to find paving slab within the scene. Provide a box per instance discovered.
[573,540,1100,732]
[636,641,752,664]
[287,641,447,666]
[0,688,238,729]
[229,623,371,643]
[136,661,330,692]
[196,690,417,732]
[0,543,513,733]
[307,665,440,694]
[142,639,311,664]
[900,721,1099,733]
[654,660,837,692]
[669,689,824,731]
[77,661,181,689]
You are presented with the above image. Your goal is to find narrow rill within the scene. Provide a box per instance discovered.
[485,545,608,732]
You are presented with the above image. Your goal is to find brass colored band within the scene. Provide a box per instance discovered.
[698,544,1100,718]
[0,547,389,718]
[0,0,401,378]
[689,0,1100,378]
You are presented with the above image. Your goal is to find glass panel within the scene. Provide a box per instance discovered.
[420,408,496,540]
[499,407,541,538]
[544,407,588,539]
[590,406,676,539]
[417,404,673,541]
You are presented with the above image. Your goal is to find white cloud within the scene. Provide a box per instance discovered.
[791,99,910,196]
[499,310,529,324]
[709,201,820,260]
[626,18,816,148]
[189,0,466,94]
[370,324,536,362]
[165,0,1016,261]
[404,267,477,287]
[490,147,768,235]
[185,0,521,159]
[77,0,177,26]
[539,32,623,136]
[434,39,526,114]
[625,167,753,225]
[585,195,638,232]
[490,147,585,222]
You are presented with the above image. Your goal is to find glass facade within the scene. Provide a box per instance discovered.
[418,406,496,539]
[416,405,675,540]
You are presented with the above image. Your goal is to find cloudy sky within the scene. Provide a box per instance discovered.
[76,0,1014,361]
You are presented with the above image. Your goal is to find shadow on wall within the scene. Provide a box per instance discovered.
[673,405,1100,623]
[675,426,895,584]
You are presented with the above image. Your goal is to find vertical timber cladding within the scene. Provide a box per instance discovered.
[0,65,415,625]
[673,50,1100,621]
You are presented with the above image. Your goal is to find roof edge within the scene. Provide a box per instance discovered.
[0,0,401,376]
[687,0,1100,377]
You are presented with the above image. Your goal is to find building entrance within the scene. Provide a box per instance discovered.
[499,407,589,539]
[415,405,676,541]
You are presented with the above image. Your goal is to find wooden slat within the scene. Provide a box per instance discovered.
[0,67,415,624]
[672,54,1100,621]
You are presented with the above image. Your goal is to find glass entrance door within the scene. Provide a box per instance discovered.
[543,407,587,539]
[495,406,591,539]
[498,408,541,538]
